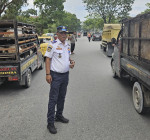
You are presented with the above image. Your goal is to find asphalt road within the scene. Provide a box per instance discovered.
[0,36,150,140]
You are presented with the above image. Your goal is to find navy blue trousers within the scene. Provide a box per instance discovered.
[47,71,69,124]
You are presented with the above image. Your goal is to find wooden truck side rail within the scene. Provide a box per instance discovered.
[121,12,150,70]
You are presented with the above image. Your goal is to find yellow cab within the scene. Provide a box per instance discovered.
[38,34,54,56]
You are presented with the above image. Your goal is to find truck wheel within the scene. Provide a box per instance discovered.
[132,82,147,114]
[25,69,31,88]
[103,47,106,52]
[111,60,117,78]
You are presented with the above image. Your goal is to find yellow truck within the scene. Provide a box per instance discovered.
[101,24,121,56]
[38,36,53,56]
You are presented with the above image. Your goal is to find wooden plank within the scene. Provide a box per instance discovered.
[0,48,16,51]
[0,32,14,35]
[19,45,37,53]
[18,38,36,44]
[0,54,16,58]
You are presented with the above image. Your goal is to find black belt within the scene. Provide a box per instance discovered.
[50,70,69,75]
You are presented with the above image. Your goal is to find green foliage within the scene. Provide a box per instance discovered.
[0,0,27,18]
[39,11,81,33]
[21,9,37,18]
[83,0,135,23]
[34,0,65,23]
[60,12,81,32]
[33,0,67,33]
[141,3,150,14]
[82,17,104,32]
[0,0,81,34]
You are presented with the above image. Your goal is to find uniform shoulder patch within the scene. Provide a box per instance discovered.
[47,45,53,52]
[48,45,53,49]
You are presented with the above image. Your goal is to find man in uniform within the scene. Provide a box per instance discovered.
[45,26,75,134]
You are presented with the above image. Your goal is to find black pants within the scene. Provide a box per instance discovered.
[47,71,69,124]
[88,37,91,42]
[71,43,75,53]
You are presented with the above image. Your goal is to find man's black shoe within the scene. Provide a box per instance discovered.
[47,123,57,134]
[55,116,69,123]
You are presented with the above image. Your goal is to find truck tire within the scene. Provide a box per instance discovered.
[132,82,147,114]
[25,69,31,88]
[111,60,117,78]
[103,46,106,52]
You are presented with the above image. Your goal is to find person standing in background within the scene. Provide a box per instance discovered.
[69,32,77,54]
[87,32,91,42]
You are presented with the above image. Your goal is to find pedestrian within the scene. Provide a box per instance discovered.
[87,32,91,42]
[45,26,75,134]
[69,32,77,54]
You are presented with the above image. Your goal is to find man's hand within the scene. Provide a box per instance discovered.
[46,75,52,84]
[70,60,75,69]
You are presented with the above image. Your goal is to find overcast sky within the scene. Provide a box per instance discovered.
[27,0,150,21]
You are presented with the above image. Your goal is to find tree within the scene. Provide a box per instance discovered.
[142,3,150,14]
[34,0,66,23]
[21,9,37,18]
[83,0,135,23]
[33,0,66,33]
[44,12,81,33]
[0,0,27,17]
[82,17,104,32]
[60,12,81,32]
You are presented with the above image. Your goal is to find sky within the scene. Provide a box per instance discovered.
[27,0,150,22]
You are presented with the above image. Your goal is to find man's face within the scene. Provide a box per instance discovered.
[57,32,67,42]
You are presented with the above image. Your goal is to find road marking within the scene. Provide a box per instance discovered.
[102,53,107,58]
[100,50,107,58]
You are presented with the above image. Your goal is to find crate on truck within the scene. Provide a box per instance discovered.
[111,12,150,114]
[101,24,121,56]
[0,20,44,87]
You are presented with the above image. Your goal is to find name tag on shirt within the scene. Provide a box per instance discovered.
[56,48,62,50]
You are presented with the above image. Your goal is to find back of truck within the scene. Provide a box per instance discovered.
[0,20,43,87]
[113,12,150,114]
[101,24,121,56]
[121,13,150,90]
[0,20,21,84]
